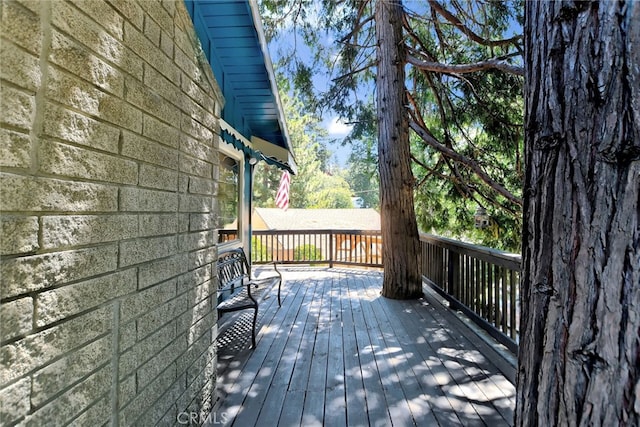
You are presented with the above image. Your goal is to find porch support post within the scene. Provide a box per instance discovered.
[242,156,253,264]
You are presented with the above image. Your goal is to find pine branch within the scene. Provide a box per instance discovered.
[428,0,523,48]
[408,119,523,206]
[407,54,524,76]
[411,153,518,215]
[331,61,376,83]
[469,184,520,216]
[411,155,445,188]
[338,15,374,44]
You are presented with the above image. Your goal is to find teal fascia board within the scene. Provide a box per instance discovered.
[184,0,293,159]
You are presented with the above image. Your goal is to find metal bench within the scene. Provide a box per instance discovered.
[216,247,282,348]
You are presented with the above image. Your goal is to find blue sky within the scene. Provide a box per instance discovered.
[260,4,359,168]
[322,117,353,166]
[266,41,356,167]
[262,1,523,169]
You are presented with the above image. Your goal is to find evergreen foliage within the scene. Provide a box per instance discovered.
[293,244,323,261]
[251,237,269,262]
[260,0,524,251]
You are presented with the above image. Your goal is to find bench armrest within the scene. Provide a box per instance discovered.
[251,262,282,282]
[249,262,283,306]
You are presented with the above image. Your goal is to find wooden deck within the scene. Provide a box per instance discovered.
[210,267,516,427]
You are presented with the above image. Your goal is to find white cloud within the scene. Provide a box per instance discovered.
[326,117,353,137]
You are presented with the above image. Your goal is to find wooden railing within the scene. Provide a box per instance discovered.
[239,228,521,351]
[251,229,383,268]
[420,233,521,352]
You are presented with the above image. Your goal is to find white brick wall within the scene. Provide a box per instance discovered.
[1,1,224,425]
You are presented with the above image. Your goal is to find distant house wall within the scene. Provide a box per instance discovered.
[1,1,223,425]
[252,212,269,231]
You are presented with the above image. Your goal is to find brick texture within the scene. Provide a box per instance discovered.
[0,1,223,425]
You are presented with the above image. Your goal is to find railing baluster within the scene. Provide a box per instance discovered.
[482,260,488,319]
[494,266,500,329]
[467,256,472,311]
[488,263,493,321]
[329,230,334,268]
[474,258,481,314]
[461,254,466,307]
[448,251,459,299]
[510,269,518,340]
[501,268,508,334]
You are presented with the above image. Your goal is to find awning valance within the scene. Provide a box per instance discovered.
[251,136,297,175]
[220,119,297,174]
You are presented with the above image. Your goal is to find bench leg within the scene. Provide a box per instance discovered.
[251,306,258,348]
[277,280,282,307]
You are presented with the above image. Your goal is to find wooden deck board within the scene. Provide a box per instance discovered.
[349,274,393,427]
[278,390,305,427]
[365,294,441,426]
[210,267,516,427]
[406,296,514,425]
[396,297,502,426]
[341,276,370,427]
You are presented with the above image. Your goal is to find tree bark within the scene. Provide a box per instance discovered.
[516,1,640,426]
[375,0,422,299]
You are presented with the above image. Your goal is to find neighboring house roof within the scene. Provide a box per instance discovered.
[254,208,381,231]
[185,0,296,173]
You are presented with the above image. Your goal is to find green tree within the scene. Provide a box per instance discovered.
[251,237,269,263]
[407,2,524,251]
[253,80,353,209]
[305,172,353,208]
[346,137,379,209]
[293,244,322,261]
[261,0,524,294]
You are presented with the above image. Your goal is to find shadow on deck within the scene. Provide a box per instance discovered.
[210,267,516,427]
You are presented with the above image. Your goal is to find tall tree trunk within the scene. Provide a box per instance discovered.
[375,0,422,299]
[517,1,640,425]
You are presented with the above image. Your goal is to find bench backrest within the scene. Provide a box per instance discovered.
[217,248,250,291]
